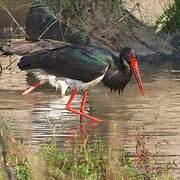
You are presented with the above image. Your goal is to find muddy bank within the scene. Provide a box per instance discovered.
[0,0,179,56]
[91,9,179,56]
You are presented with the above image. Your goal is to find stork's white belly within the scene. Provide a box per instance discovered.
[28,69,106,95]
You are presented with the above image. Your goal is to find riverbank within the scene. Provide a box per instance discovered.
[0,0,179,56]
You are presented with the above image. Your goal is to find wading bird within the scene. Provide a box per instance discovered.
[17,45,144,123]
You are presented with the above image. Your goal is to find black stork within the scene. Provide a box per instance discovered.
[17,45,144,122]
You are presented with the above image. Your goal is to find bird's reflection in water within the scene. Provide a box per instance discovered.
[65,120,103,138]
[29,92,103,151]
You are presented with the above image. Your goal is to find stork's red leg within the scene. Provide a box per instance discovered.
[65,88,102,122]
[22,80,46,95]
[65,88,78,109]
[80,90,88,123]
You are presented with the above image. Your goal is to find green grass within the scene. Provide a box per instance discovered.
[0,117,32,180]
[43,0,180,34]
[43,0,123,27]
[0,116,176,180]
[41,131,175,180]
[155,0,180,32]
[41,137,108,179]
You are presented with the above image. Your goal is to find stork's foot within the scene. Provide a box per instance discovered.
[65,88,102,123]
[65,106,102,122]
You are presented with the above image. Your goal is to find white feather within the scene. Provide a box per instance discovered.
[28,67,108,95]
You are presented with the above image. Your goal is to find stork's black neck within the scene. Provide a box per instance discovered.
[102,54,132,94]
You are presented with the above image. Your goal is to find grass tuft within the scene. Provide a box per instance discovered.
[41,129,175,180]
[0,117,32,180]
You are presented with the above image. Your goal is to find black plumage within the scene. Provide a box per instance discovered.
[18,45,133,93]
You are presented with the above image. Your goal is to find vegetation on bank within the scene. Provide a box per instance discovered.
[40,0,180,54]
[44,0,124,36]
[155,0,180,33]
[0,118,31,180]
[1,0,179,56]
[45,0,123,18]
[0,116,176,180]
[44,0,180,34]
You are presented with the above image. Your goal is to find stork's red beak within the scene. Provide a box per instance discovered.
[130,57,144,96]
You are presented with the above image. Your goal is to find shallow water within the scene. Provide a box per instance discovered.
[0,56,180,175]
[0,1,180,176]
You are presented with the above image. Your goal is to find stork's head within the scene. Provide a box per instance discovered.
[120,47,144,96]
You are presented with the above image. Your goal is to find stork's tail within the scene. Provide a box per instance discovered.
[17,49,49,70]
[17,58,32,70]
[18,54,40,70]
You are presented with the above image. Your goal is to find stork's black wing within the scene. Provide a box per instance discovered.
[18,46,109,82]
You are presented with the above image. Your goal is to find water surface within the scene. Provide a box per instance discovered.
[0,57,180,170]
